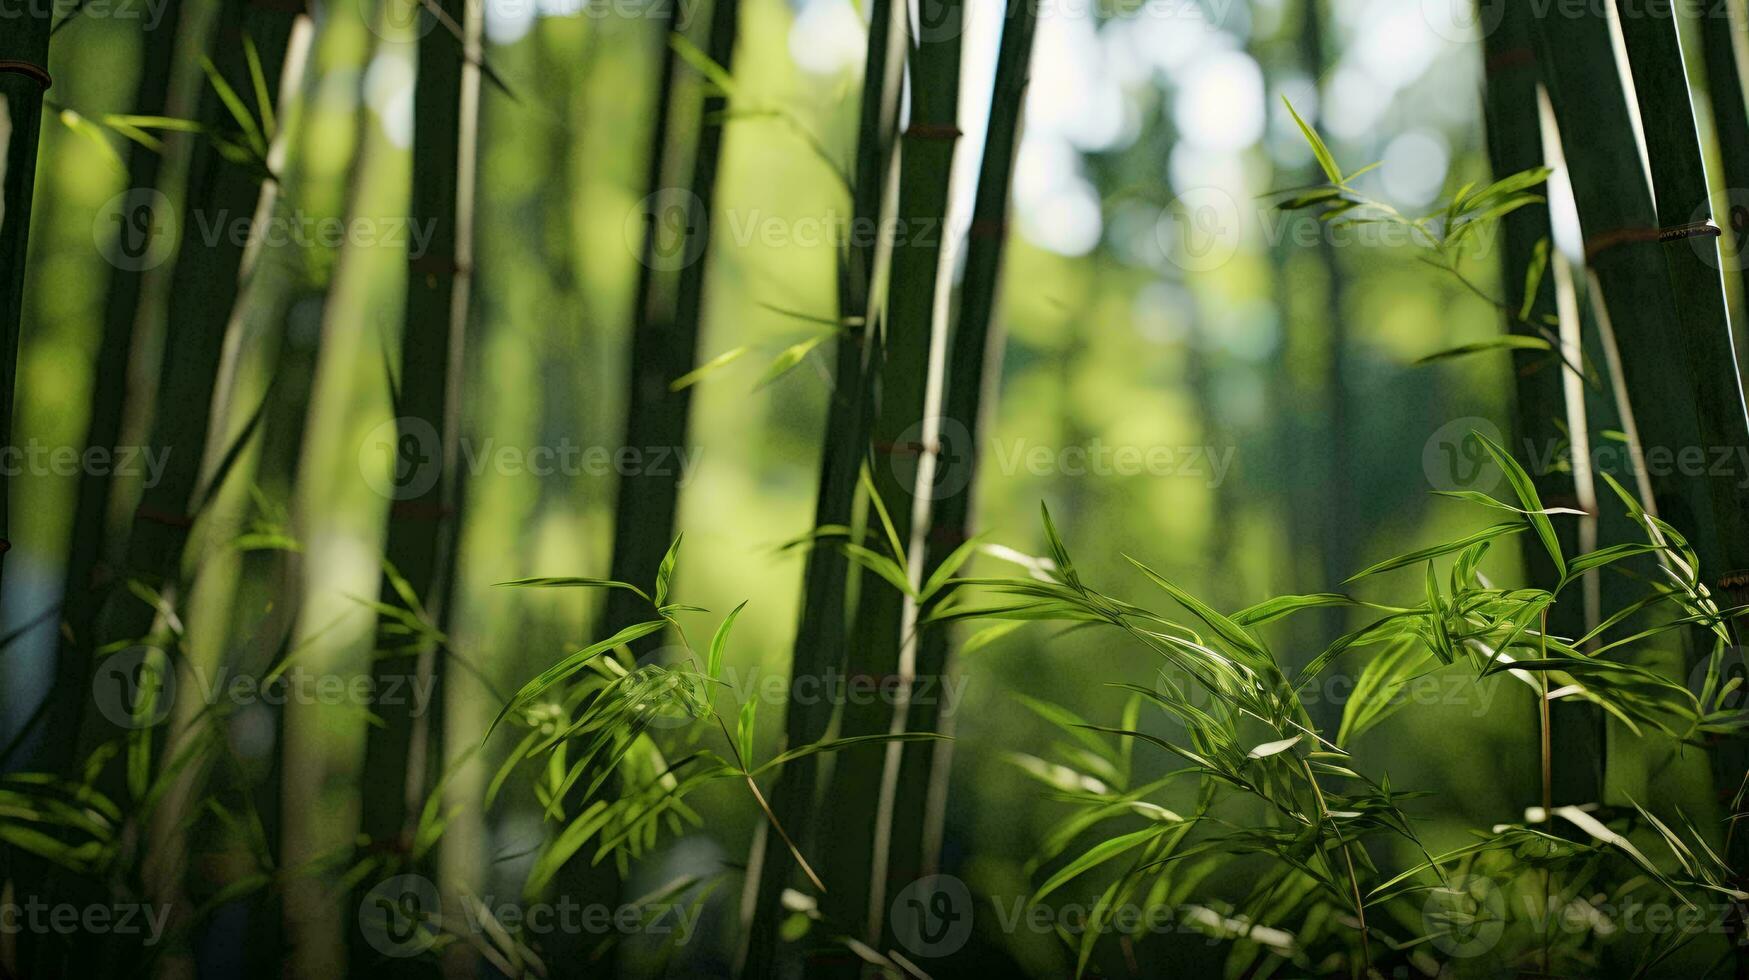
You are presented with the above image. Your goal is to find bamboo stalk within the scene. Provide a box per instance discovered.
[47,0,190,780]
[887,0,1038,911]
[1617,0,1749,587]
[1696,0,1749,358]
[601,0,741,648]
[354,0,480,901]
[0,0,53,597]
[1482,0,1602,805]
[813,0,964,964]
[738,0,904,973]
[84,0,304,748]
[1528,3,1725,574]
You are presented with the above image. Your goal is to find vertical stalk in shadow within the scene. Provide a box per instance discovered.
[1481,0,1602,806]
[84,0,303,746]
[814,0,964,965]
[49,0,188,779]
[602,0,741,647]
[889,0,1038,908]
[1300,0,1351,656]
[1617,0,1749,588]
[353,0,480,913]
[739,0,903,974]
[0,0,52,595]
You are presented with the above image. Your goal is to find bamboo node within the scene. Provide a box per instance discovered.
[904,123,962,142]
[0,60,52,92]
[1584,220,1719,260]
[391,500,455,521]
[135,505,194,529]
[1715,570,1749,610]
[1484,47,1534,76]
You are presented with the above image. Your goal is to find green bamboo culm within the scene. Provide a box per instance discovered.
[1300,0,1352,658]
[1695,0,1749,354]
[813,0,964,968]
[738,0,904,972]
[85,0,302,740]
[1617,0,1749,587]
[351,0,480,973]
[0,0,52,598]
[48,0,189,780]
[1527,4,1723,569]
[887,0,1038,914]
[602,0,742,649]
[1480,0,1601,804]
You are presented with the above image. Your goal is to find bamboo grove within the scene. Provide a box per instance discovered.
[10,0,1749,978]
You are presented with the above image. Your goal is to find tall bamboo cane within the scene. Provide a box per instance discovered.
[813,0,964,966]
[49,0,190,780]
[1482,0,1603,804]
[1528,4,1724,570]
[85,0,304,744]
[1617,0,1749,588]
[887,0,1038,914]
[739,0,904,973]
[602,0,741,647]
[0,0,53,597]
[354,0,480,918]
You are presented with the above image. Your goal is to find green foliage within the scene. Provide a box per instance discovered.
[948,463,1749,974]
